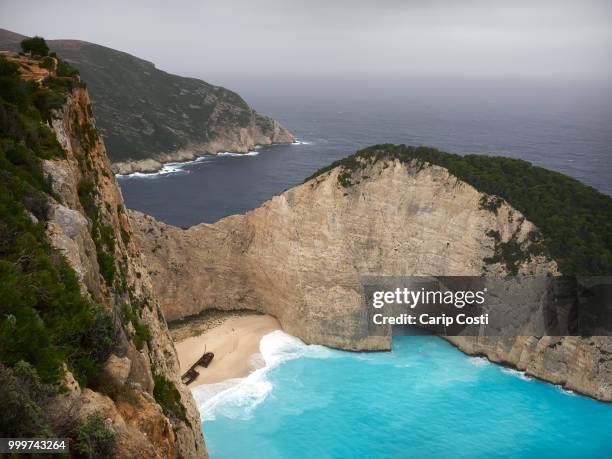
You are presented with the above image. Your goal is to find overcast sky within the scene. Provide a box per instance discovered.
[1,0,611,83]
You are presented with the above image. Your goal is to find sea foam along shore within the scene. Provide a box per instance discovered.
[114,140,308,176]
[115,151,262,179]
[192,330,333,422]
[115,156,210,179]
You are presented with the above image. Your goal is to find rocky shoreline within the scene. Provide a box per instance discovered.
[113,140,296,175]
[112,115,296,175]
[446,336,612,402]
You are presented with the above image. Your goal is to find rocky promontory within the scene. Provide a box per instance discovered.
[112,112,294,175]
[0,28,295,175]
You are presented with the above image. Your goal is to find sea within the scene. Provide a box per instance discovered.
[194,332,612,459]
[117,77,612,457]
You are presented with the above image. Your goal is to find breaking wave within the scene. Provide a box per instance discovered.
[501,367,533,381]
[468,356,490,367]
[116,155,214,179]
[116,162,187,179]
[192,331,332,422]
[217,151,259,157]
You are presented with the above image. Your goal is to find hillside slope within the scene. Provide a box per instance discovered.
[0,29,294,173]
[0,52,207,456]
[130,145,612,401]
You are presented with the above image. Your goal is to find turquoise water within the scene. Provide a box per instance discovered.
[195,332,612,459]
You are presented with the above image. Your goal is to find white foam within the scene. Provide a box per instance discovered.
[501,367,533,381]
[292,140,312,145]
[192,376,272,422]
[194,155,213,163]
[192,330,332,422]
[115,155,217,179]
[556,385,577,397]
[116,147,267,179]
[217,151,259,157]
[468,356,490,367]
[116,162,190,179]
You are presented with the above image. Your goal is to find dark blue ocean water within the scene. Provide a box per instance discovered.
[118,77,612,227]
[194,333,612,459]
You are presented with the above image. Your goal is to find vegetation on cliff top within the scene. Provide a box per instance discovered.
[307,144,612,275]
[20,36,49,57]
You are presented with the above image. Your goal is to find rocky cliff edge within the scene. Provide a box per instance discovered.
[3,52,207,457]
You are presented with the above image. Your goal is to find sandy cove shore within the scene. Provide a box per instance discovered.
[174,314,281,386]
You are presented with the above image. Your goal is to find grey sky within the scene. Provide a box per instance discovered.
[1,0,611,82]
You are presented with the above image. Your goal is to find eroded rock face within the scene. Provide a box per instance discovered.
[75,388,175,459]
[12,52,209,458]
[46,202,101,297]
[103,355,132,387]
[130,157,611,400]
[129,159,538,340]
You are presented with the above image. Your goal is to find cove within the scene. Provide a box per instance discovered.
[195,333,612,458]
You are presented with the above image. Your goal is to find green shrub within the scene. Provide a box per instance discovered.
[122,303,138,325]
[479,195,504,214]
[78,179,117,286]
[39,56,56,71]
[72,412,116,459]
[0,363,54,437]
[122,302,151,350]
[133,321,151,350]
[30,84,65,121]
[97,249,116,285]
[73,310,116,386]
[153,372,188,424]
[56,59,79,78]
[20,36,49,57]
[44,75,75,95]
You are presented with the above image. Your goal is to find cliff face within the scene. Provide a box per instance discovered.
[130,154,611,401]
[3,53,207,457]
[0,29,294,174]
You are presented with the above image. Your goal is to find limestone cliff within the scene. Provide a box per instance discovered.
[130,150,611,401]
[1,53,207,457]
